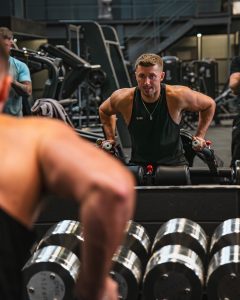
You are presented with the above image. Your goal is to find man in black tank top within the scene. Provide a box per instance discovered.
[99,53,216,166]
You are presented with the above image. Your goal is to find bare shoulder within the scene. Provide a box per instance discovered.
[166,84,192,102]
[111,87,135,98]
[21,117,74,136]
[166,84,193,97]
[111,87,135,103]
[18,117,78,152]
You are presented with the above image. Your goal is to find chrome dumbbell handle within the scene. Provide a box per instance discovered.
[102,140,113,151]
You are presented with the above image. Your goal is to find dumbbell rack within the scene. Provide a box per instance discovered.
[35,185,240,300]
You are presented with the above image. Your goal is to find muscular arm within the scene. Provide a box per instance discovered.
[11,80,32,97]
[229,72,240,95]
[99,88,133,142]
[99,97,117,142]
[38,120,135,300]
[178,86,216,138]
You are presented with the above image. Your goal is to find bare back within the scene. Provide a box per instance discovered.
[0,116,43,227]
[0,115,134,228]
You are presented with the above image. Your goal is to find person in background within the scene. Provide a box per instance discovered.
[99,53,216,167]
[0,27,32,116]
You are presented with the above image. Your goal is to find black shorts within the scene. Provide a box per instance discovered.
[0,208,36,300]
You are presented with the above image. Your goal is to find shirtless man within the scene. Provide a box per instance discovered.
[99,53,216,166]
[0,40,135,300]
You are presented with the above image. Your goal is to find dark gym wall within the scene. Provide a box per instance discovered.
[20,0,222,21]
[24,0,99,21]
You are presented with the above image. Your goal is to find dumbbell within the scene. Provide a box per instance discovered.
[96,138,113,151]
[34,220,84,259]
[207,245,240,300]
[96,139,120,158]
[110,221,151,300]
[151,218,208,264]
[209,218,240,258]
[123,220,151,267]
[142,218,207,300]
[111,246,142,300]
[143,244,204,300]
[22,245,80,300]
[206,218,240,300]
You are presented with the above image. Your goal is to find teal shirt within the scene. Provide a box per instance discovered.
[3,56,31,116]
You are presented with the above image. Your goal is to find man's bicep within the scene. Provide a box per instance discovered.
[181,88,212,111]
[100,98,117,116]
[19,63,31,83]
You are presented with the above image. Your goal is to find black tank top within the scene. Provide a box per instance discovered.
[0,208,36,299]
[128,84,186,165]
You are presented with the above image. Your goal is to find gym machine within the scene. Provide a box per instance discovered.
[11,48,63,100]
[39,43,106,129]
[71,21,132,148]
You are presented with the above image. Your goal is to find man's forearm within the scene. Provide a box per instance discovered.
[12,81,31,96]
[76,191,132,299]
[99,110,116,141]
[196,104,216,138]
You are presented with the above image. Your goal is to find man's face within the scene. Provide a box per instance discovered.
[1,36,13,55]
[135,64,165,98]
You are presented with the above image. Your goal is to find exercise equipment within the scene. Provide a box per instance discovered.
[126,165,145,185]
[11,48,62,100]
[22,245,80,300]
[151,218,208,263]
[209,218,240,258]
[124,220,151,267]
[214,88,239,122]
[207,245,240,300]
[95,138,126,161]
[155,165,191,185]
[206,218,240,299]
[162,56,182,85]
[111,246,142,300]
[34,220,84,258]
[143,245,204,300]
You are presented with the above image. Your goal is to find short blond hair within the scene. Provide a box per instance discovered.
[135,53,163,70]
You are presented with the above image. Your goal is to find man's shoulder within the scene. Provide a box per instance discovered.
[10,56,29,70]
[112,87,135,101]
[166,84,190,98]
